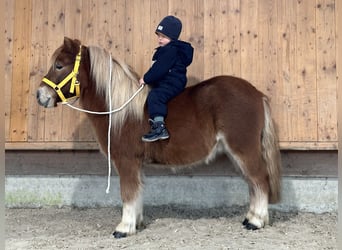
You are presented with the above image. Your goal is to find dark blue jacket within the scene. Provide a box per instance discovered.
[143,40,194,90]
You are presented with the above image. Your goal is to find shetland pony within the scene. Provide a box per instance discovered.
[37,37,281,238]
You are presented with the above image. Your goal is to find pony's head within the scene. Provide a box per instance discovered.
[37,37,84,107]
[37,37,148,132]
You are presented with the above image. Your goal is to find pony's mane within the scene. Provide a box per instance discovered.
[88,46,148,132]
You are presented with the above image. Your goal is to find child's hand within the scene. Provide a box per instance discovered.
[138,78,145,86]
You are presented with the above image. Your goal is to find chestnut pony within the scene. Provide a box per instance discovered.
[37,37,281,238]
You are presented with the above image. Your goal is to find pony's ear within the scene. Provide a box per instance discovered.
[63,37,73,46]
[63,37,81,54]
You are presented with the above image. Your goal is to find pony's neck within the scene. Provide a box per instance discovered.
[86,46,148,132]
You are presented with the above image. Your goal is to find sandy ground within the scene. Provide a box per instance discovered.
[6,206,336,250]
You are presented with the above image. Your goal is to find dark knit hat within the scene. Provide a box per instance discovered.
[155,16,182,40]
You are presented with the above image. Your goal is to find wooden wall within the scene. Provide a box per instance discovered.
[5,0,339,150]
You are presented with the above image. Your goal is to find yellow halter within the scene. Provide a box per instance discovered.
[42,46,82,103]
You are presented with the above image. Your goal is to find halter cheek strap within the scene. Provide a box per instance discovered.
[42,46,82,103]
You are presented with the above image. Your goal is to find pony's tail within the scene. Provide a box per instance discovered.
[261,97,282,204]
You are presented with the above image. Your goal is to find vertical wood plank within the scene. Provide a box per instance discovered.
[169,0,204,84]
[27,0,49,142]
[276,0,297,142]
[64,0,82,39]
[214,0,230,75]
[293,0,317,141]
[337,0,342,149]
[123,0,133,67]
[186,0,204,84]
[131,0,151,76]
[216,0,227,77]
[9,0,32,141]
[316,0,337,142]
[110,0,126,60]
[257,0,279,96]
[95,0,112,50]
[81,0,96,44]
[203,1,221,78]
[223,0,241,77]
[240,0,259,85]
[4,0,15,142]
[44,0,65,142]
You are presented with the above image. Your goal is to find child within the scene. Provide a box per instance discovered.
[139,15,194,142]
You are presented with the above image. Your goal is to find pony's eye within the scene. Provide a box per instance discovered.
[55,62,63,70]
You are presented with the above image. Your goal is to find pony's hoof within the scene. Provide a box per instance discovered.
[244,223,259,230]
[242,218,249,226]
[113,231,127,238]
[242,218,260,230]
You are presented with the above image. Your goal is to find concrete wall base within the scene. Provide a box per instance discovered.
[5,175,337,213]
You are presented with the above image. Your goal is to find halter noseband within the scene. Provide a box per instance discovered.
[42,45,82,103]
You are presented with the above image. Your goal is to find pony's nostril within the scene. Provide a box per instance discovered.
[36,91,40,99]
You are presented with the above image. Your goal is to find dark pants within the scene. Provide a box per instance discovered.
[147,84,184,119]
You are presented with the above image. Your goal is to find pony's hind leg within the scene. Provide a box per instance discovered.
[224,141,270,230]
[113,159,144,238]
[243,180,269,230]
[242,157,270,230]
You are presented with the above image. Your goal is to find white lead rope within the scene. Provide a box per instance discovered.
[105,56,113,194]
[64,85,145,115]
[62,55,145,194]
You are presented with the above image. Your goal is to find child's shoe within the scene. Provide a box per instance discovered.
[142,119,170,142]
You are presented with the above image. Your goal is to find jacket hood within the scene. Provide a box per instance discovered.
[172,40,194,66]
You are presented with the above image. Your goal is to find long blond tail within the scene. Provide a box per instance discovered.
[261,97,282,204]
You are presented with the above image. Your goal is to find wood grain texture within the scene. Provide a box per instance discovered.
[9,0,32,141]
[5,0,338,150]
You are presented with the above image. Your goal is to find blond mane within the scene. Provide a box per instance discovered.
[88,46,148,132]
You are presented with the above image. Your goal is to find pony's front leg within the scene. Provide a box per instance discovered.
[113,188,143,238]
[113,162,143,238]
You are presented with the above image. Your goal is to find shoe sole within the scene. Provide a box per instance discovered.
[142,135,169,142]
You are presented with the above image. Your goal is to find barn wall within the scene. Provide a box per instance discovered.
[5,0,338,150]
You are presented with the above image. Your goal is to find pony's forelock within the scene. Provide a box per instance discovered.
[88,46,148,132]
[50,46,63,64]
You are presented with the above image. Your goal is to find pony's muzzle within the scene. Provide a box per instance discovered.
[36,86,56,108]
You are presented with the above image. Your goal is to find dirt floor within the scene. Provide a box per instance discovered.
[6,206,337,250]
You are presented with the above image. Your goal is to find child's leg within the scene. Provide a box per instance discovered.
[153,116,164,122]
[142,86,183,142]
[148,82,184,115]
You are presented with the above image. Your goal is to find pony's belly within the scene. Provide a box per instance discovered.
[145,134,226,168]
